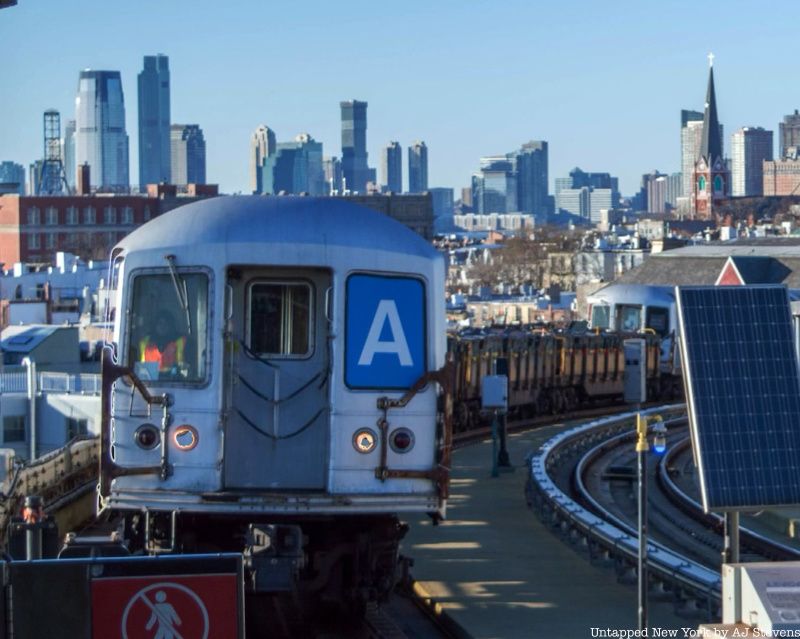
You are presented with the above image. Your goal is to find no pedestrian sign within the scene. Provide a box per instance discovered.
[91,574,239,639]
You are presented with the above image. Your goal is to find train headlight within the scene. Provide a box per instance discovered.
[134,424,160,450]
[353,428,377,454]
[389,428,415,453]
[173,424,199,451]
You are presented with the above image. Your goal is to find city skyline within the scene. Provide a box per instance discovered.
[2,0,800,197]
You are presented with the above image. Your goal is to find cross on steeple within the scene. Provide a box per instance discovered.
[708,52,714,67]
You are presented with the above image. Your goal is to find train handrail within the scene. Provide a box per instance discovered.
[527,405,723,608]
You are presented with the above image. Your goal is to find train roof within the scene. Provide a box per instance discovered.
[117,196,438,260]
[588,283,676,304]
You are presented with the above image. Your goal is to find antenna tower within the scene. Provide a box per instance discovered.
[38,109,69,195]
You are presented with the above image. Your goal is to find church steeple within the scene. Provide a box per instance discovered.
[700,53,722,162]
[691,53,729,219]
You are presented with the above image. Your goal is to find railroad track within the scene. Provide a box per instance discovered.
[527,406,800,620]
[527,406,721,617]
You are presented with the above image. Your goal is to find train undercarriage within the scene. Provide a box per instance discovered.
[68,509,410,610]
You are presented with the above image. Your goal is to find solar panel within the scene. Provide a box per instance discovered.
[676,285,800,512]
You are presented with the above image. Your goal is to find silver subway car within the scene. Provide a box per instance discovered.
[99,196,450,604]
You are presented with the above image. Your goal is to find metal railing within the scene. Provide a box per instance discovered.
[0,369,101,395]
[526,405,722,615]
[0,370,27,393]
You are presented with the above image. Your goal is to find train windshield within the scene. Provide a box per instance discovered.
[127,272,209,383]
[590,304,610,329]
[618,305,641,332]
[645,306,669,336]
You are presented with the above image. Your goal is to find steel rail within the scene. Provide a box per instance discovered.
[656,437,800,562]
[526,405,722,616]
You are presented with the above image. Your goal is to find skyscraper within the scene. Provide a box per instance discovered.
[408,141,428,193]
[472,156,517,213]
[75,69,130,191]
[137,55,171,189]
[381,142,402,193]
[170,124,206,186]
[62,119,76,191]
[779,110,800,159]
[513,140,549,219]
[323,157,342,194]
[261,134,324,195]
[680,109,704,197]
[642,170,669,213]
[429,187,454,218]
[731,127,773,197]
[0,161,25,195]
[554,167,619,223]
[471,140,551,219]
[340,100,369,193]
[250,125,276,193]
[692,56,728,218]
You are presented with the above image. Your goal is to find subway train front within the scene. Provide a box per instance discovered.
[98,196,450,608]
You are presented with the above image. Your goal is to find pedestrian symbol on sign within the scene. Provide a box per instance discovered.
[145,590,181,639]
[121,582,209,639]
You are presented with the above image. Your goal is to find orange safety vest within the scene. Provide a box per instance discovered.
[140,336,185,371]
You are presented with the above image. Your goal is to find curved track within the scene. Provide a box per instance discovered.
[527,406,800,620]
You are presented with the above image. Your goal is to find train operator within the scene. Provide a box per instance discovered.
[138,311,186,376]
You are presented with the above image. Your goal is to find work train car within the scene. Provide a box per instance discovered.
[587,283,681,377]
[449,329,663,430]
[99,196,450,606]
[587,282,800,379]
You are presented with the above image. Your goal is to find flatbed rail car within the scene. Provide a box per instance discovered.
[0,196,453,637]
[449,330,663,430]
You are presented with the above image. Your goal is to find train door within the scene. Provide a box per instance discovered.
[223,267,331,490]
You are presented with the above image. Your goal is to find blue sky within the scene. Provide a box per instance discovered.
[2,0,798,196]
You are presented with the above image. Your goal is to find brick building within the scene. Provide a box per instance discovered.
[0,186,218,265]
[342,192,434,240]
[762,159,800,196]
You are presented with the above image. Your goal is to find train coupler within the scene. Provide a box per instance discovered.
[243,524,305,593]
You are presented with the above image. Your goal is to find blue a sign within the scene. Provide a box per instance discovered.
[346,274,426,389]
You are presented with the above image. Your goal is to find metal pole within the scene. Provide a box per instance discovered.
[722,512,741,564]
[637,446,648,631]
[636,412,649,632]
[730,511,740,564]
[24,358,37,460]
[722,512,731,564]
[491,410,499,478]
[24,495,43,560]
[497,411,511,467]
[26,525,42,561]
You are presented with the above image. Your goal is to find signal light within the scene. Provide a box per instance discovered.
[651,422,667,455]
[353,428,377,454]
[134,424,159,450]
[389,428,415,453]
[173,425,199,451]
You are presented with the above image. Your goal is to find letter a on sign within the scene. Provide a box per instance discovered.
[346,274,425,389]
[358,300,413,366]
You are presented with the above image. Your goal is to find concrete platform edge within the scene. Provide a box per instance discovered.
[409,577,474,639]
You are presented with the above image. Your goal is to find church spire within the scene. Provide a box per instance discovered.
[700,53,722,162]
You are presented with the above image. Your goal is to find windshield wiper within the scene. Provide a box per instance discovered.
[164,254,192,335]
